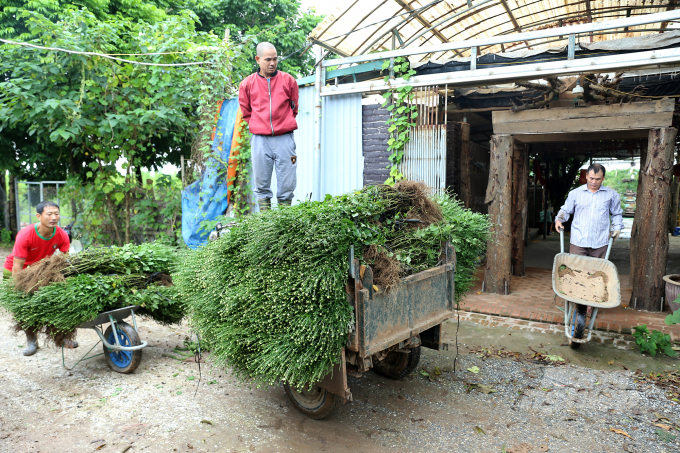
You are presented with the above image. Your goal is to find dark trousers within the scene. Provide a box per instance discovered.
[569,244,607,259]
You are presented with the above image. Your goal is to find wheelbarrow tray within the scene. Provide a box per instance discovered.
[315,242,455,403]
[78,305,141,329]
[551,253,621,309]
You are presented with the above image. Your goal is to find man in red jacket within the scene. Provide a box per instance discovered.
[239,42,299,210]
[4,201,75,356]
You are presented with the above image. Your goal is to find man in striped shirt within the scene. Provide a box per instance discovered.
[554,164,623,258]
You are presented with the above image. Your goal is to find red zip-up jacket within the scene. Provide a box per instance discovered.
[238,70,299,136]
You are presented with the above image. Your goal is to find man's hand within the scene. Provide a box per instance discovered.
[611,230,620,240]
[554,219,564,233]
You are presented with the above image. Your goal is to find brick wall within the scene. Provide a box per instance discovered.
[362,104,391,186]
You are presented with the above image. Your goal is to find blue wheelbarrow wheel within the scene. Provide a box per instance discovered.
[102,322,143,373]
[570,304,588,350]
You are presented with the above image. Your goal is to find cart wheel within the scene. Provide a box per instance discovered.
[283,383,336,420]
[103,322,143,373]
[570,305,587,350]
[372,346,421,380]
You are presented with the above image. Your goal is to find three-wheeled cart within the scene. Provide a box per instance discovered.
[62,305,148,373]
[552,231,621,349]
[283,242,456,419]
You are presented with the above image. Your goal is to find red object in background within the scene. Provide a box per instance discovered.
[673,164,680,177]
[533,160,547,186]
[579,169,588,184]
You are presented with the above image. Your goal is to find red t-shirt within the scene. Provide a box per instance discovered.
[4,224,70,271]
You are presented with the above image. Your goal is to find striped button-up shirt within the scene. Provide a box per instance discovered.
[556,184,623,249]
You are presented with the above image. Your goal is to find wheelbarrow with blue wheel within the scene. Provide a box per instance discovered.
[62,305,147,373]
[553,230,621,349]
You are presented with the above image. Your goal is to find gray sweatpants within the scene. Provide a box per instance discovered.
[251,133,297,202]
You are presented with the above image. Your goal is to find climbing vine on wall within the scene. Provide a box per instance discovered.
[381,57,418,186]
[229,119,253,217]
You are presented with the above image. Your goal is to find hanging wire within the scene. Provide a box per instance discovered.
[0,38,213,66]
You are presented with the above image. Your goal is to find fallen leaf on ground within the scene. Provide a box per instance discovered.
[478,384,497,394]
[607,360,615,365]
[653,423,672,431]
[200,420,214,426]
[473,426,485,435]
[419,370,430,377]
[434,367,442,375]
[656,429,678,442]
[506,444,531,453]
[95,445,106,451]
[610,428,633,439]
[467,366,480,374]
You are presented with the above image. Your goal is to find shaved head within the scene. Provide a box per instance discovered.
[255,42,278,77]
[256,42,276,57]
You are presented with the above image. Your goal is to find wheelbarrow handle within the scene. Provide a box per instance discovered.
[560,227,614,260]
[604,237,613,261]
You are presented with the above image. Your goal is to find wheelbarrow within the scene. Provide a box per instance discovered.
[552,230,621,349]
[62,305,147,373]
[283,242,455,419]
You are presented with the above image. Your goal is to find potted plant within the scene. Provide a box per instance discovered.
[662,275,680,312]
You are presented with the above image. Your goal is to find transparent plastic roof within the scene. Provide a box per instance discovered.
[308,0,678,62]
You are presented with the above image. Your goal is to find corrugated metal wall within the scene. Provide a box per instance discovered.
[320,92,363,198]
[399,86,448,195]
[400,126,447,194]
[270,86,363,205]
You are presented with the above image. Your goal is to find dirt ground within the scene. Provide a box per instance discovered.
[0,310,678,453]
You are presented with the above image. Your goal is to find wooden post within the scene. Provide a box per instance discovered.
[630,127,677,312]
[670,175,680,234]
[459,122,472,208]
[511,141,528,277]
[0,172,7,231]
[8,174,17,238]
[484,134,513,294]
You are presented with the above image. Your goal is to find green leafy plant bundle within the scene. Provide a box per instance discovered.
[174,185,490,390]
[0,243,184,338]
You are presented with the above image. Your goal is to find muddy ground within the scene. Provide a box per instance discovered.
[0,311,678,453]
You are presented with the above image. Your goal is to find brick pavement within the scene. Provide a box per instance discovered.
[461,267,680,341]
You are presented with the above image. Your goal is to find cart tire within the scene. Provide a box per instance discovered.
[372,346,421,380]
[103,322,143,373]
[570,305,587,350]
[283,383,336,420]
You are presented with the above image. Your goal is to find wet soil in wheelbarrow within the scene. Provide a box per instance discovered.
[557,265,610,303]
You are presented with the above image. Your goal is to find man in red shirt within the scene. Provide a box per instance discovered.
[238,42,299,211]
[4,201,73,356]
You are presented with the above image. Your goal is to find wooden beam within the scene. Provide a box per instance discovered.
[393,0,463,58]
[630,127,678,312]
[459,122,472,208]
[661,0,678,32]
[511,141,529,277]
[514,129,650,143]
[484,134,513,294]
[585,0,594,42]
[493,99,675,135]
[499,0,531,50]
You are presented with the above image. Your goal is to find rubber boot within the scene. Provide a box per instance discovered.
[23,330,38,356]
[258,198,271,212]
[278,200,292,207]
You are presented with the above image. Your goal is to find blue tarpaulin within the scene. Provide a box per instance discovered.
[181,99,239,249]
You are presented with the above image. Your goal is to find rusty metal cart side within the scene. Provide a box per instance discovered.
[284,242,456,419]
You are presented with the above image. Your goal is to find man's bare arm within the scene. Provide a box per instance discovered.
[12,258,26,274]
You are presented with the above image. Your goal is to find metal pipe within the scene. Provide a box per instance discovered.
[313,45,323,202]
[322,10,680,67]
[320,47,680,96]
